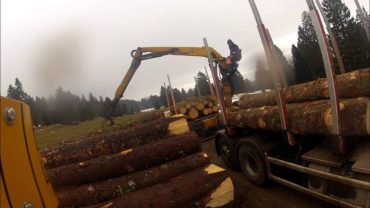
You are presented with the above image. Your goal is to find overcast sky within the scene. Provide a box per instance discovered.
[1,0,368,100]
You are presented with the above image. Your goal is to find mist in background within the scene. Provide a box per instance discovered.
[1,0,367,100]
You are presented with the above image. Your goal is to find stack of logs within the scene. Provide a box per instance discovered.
[228,68,370,136]
[40,114,233,208]
[175,96,219,120]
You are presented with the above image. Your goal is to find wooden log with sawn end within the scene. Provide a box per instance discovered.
[57,152,211,207]
[41,117,187,169]
[239,68,370,109]
[229,97,369,136]
[47,131,201,187]
[85,164,229,208]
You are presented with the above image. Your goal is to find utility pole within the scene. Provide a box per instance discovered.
[163,82,171,110]
[203,38,228,126]
[354,0,370,42]
[315,0,346,74]
[204,66,215,96]
[194,76,201,97]
[167,74,178,114]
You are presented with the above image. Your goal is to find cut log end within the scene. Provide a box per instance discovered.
[188,108,199,120]
[168,118,190,135]
[179,107,187,114]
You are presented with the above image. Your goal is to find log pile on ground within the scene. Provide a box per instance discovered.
[175,96,219,120]
[229,68,370,136]
[41,115,233,207]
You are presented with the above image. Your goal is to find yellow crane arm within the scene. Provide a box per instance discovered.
[108,46,225,121]
[138,47,224,60]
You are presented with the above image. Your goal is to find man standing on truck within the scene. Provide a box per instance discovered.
[227,39,242,67]
[219,39,242,103]
[220,39,242,78]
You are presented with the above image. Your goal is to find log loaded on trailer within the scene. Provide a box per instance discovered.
[214,1,370,208]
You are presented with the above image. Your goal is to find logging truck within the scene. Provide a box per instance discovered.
[213,1,370,208]
[105,40,369,208]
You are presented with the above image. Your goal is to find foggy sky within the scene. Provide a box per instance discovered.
[1,0,368,100]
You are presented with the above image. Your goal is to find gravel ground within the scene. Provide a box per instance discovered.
[201,139,338,208]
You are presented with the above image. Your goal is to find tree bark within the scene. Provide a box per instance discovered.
[239,68,370,109]
[41,117,180,169]
[229,97,369,136]
[57,152,210,207]
[47,131,201,187]
[85,164,229,208]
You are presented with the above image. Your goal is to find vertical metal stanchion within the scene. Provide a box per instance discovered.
[248,0,294,145]
[315,0,346,74]
[204,66,215,96]
[163,82,171,111]
[167,74,178,115]
[194,76,201,97]
[306,0,344,154]
[203,38,228,126]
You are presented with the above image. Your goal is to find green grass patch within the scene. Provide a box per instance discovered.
[35,114,141,148]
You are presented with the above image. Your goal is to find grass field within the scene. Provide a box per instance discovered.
[35,114,141,148]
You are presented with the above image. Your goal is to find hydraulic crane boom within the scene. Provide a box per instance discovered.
[108,47,226,122]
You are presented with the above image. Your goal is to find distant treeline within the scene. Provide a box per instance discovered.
[7,79,139,125]
[6,0,369,126]
[6,70,246,125]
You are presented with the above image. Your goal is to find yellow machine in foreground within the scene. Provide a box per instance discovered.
[0,46,232,208]
[1,97,59,207]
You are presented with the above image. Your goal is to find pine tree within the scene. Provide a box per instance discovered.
[7,78,32,102]
[159,86,168,107]
[292,12,325,83]
[322,0,370,71]
[186,88,195,98]
[195,72,211,96]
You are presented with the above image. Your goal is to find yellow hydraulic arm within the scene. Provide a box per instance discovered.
[108,47,225,122]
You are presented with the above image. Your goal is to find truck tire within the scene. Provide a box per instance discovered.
[238,139,268,186]
[217,134,239,170]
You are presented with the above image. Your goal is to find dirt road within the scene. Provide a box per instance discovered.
[201,139,337,208]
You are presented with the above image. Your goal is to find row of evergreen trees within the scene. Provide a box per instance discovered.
[252,0,369,91]
[7,78,135,125]
[292,0,369,83]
